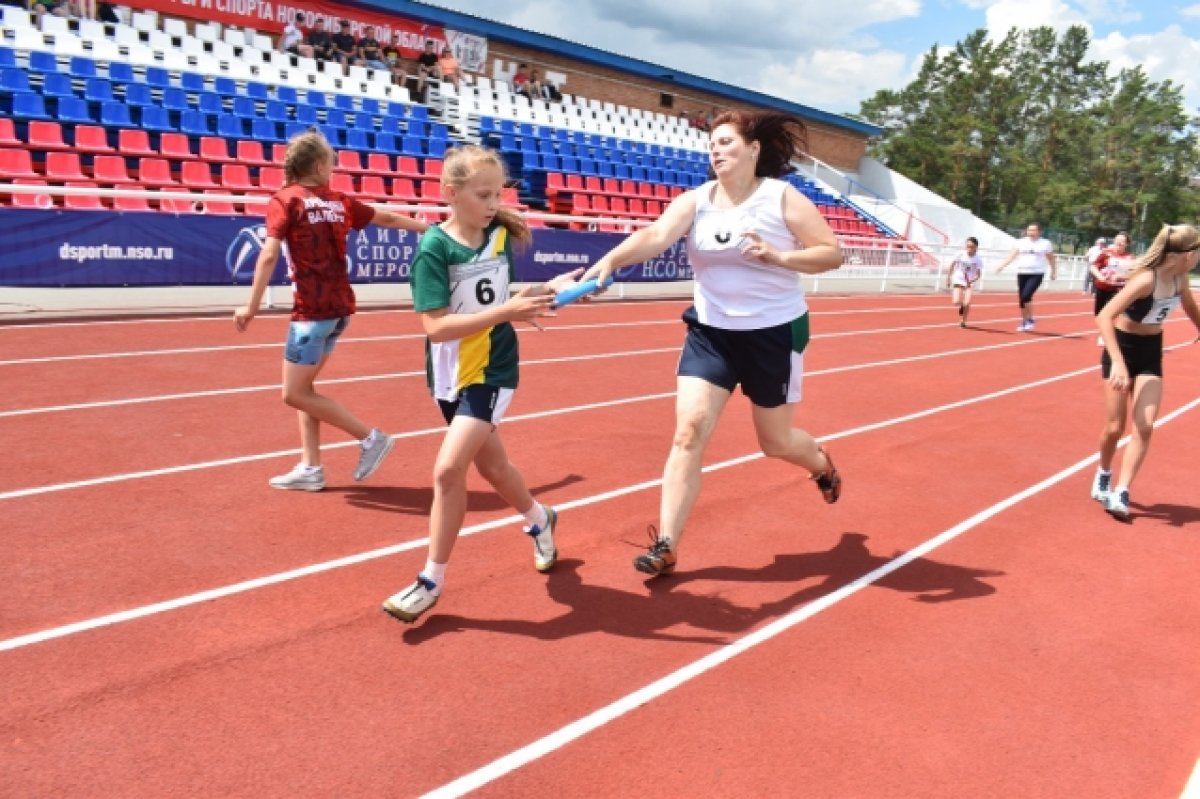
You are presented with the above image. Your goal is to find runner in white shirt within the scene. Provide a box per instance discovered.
[996,222,1058,331]
[944,236,983,328]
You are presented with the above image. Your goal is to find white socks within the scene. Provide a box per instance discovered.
[421,559,446,594]
[522,501,549,530]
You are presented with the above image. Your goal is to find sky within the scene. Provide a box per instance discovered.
[418,0,1200,119]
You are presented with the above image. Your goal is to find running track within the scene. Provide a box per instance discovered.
[1,293,1198,798]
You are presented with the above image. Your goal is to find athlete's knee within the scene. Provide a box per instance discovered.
[281,384,315,408]
[671,414,711,453]
[757,430,792,459]
[432,460,469,491]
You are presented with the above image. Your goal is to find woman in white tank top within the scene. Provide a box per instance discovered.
[1091,223,1200,519]
[581,111,843,576]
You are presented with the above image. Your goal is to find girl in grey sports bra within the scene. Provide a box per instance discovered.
[1123,274,1181,325]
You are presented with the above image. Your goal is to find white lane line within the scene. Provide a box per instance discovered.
[0,313,1099,418]
[0,361,1116,652]
[0,326,1103,498]
[420,395,1200,799]
[1182,758,1200,799]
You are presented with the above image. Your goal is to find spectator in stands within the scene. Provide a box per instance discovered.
[995,222,1058,332]
[382,44,409,89]
[542,75,563,102]
[511,63,531,94]
[1092,223,1200,519]
[30,0,73,22]
[280,12,314,59]
[1084,235,1106,294]
[305,19,334,61]
[358,27,388,71]
[415,39,440,99]
[437,45,461,89]
[76,0,93,19]
[96,0,118,23]
[331,20,359,71]
[518,67,548,100]
[379,144,584,624]
[580,110,844,578]
[233,130,428,493]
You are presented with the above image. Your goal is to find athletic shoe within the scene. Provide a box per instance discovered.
[960,320,967,328]
[1097,335,1104,346]
[633,526,676,577]
[1026,319,1036,331]
[526,506,558,573]
[812,446,842,504]
[1016,320,1028,332]
[1090,469,1111,502]
[1104,489,1131,520]
[382,574,440,623]
[269,464,325,492]
[353,429,394,481]
[957,304,964,317]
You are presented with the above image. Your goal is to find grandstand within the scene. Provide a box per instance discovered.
[0,3,905,238]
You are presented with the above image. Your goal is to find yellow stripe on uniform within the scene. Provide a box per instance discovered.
[455,229,506,390]
[490,226,508,258]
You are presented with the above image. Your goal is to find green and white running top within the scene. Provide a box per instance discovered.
[411,222,519,400]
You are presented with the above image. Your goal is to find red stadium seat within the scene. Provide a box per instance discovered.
[394,155,420,177]
[607,196,628,217]
[27,120,69,150]
[0,118,17,146]
[63,181,107,210]
[9,179,55,208]
[565,174,584,192]
[271,144,288,164]
[93,155,134,183]
[620,179,638,198]
[638,182,655,199]
[180,160,218,188]
[418,180,442,203]
[199,137,233,163]
[258,167,284,191]
[220,163,255,190]
[365,153,392,174]
[158,132,194,160]
[138,158,177,186]
[390,178,418,201]
[112,194,153,212]
[603,177,621,196]
[654,184,670,200]
[628,197,648,218]
[0,148,39,178]
[74,125,113,153]
[44,152,88,181]
[336,151,366,174]
[118,129,155,156]
[358,175,388,200]
[235,139,270,166]
[201,189,237,215]
[585,176,603,194]
[422,158,443,178]
[158,194,196,214]
[501,187,526,209]
[545,172,565,199]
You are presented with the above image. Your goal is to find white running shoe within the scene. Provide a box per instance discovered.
[1096,335,1104,346]
[1104,489,1131,520]
[526,506,558,572]
[269,464,325,492]
[382,574,440,623]
[1017,320,1029,332]
[1090,469,1111,502]
[354,429,394,481]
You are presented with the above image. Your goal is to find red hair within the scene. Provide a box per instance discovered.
[709,111,808,178]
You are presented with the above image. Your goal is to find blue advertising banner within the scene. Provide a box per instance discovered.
[0,210,694,287]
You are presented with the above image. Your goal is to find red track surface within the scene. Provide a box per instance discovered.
[2,294,1198,797]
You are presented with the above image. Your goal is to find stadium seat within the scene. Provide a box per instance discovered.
[159,132,194,160]
[337,151,366,174]
[44,152,88,181]
[235,140,271,166]
[99,102,133,128]
[63,181,106,210]
[54,96,93,124]
[219,164,255,190]
[8,179,55,209]
[201,189,237,215]
[117,129,155,156]
[158,194,196,214]
[394,155,420,178]
[181,161,217,188]
[0,118,17,146]
[12,93,51,120]
[359,175,388,200]
[365,153,393,174]
[180,111,211,137]
[423,159,443,179]
[0,148,39,178]
[329,172,355,195]
[418,180,441,203]
[390,178,418,201]
[258,167,284,191]
[27,120,68,150]
[41,73,75,100]
[139,106,174,132]
[0,67,31,93]
[92,155,134,183]
[199,137,233,162]
[139,158,178,186]
[112,193,153,212]
[270,144,287,165]
[123,83,154,107]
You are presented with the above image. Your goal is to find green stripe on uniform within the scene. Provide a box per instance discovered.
[790,313,810,355]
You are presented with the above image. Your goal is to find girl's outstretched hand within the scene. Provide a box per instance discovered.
[546,267,585,294]
[503,285,557,323]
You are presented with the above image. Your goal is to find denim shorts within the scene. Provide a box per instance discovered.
[284,317,349,366]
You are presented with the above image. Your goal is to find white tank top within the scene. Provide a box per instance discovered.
[686,178,807,330]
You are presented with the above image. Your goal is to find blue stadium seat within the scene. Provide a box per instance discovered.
[180,72,206,92]
[231,96,257,118]
[197,92,223,115]
[408,105,428,121]
[107,62,134,83]
[541,154,561,171]
[561,156,580,173]
[265,101,288,123]
[56,96,92,123]
[100,101,132,127]
[400,136,423,156]
[144,67,171,88]
[283,121,308,140]
[373,132,400,154]
[213,76,237,95]
[162,87,189,111]
[245,81,269,100]
[306,90,327,107]
[0,47,15,70]
[84,78,113,103]
[295,105,317,125]
[27,51,58,74]
[430,122,448,140]
[12,93,51,120]
[216,114,245,138]
[275,85,298,104]
[139,105,174,132]
[360,98,381,115]
[124,83,154,107]
[0,68,31,94]
[427,138,446,158]
[324,108,347,128]
[251,118,280,142]
[68,56,97,79]
[385,101,407,119]
[180,110,211,136]
[334,93,354,112]
[407,120,428,138]
[345,129,370,150]
[350,113,375,132]
[319,125,344,147]
[523,153,541,170]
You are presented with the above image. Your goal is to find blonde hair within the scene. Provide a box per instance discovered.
[283,130,333,186]
[440,145,532,245]
[1131,223,1200,274]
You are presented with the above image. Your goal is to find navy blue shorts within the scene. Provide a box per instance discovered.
[1017,273,1044,307]
[437,384,515,425]
[1101,329,1163,380]
[676,306,810,408]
